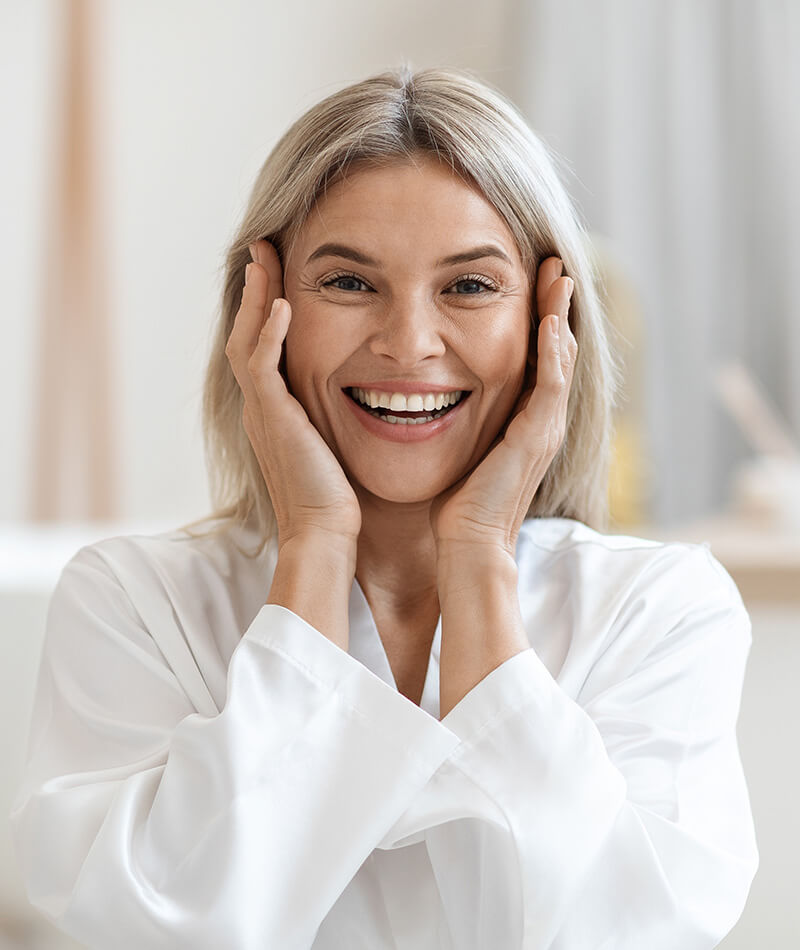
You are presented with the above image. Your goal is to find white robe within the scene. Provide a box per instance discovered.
[9,517,758,949]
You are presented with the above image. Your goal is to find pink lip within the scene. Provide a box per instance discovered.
[342,389,470,443]
[345,381,468,395]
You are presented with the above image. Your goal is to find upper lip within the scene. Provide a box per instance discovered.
[344,381,470,394]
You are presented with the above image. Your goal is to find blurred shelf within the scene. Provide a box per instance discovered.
[0,521,175,593]
[615,514,800,605]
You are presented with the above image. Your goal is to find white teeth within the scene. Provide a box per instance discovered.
[352,388,464,411]
[383,414,436,425]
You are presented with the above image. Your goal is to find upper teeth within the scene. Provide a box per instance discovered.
[351,388,464,412]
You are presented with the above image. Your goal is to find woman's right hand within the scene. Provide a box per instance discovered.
[225,240,362,548]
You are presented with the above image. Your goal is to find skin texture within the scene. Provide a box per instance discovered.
[226,152,577,709]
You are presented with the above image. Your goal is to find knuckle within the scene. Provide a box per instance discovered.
[544,373,564,395]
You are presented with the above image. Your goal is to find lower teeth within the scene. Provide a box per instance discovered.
[379,413,435,425]
[361,403,455,424]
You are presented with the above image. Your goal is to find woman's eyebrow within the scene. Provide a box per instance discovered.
[305,242,514,268]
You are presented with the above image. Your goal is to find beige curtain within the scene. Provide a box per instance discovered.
[30,0,115,521]
[508,0,800,525]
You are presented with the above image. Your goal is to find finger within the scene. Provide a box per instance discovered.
[232,241,284,354]
[251,239,285,302]
[528,257,562,369]
[226,240,286,402]
[555,277,577,379]
[528,315,569,428]
[227,241,284,357]
[225,260,271,408]
[542,275,573,326]
[535,257,563,326]
[247,297,293,410]
[504,313,565,457]
[541,275,577,377]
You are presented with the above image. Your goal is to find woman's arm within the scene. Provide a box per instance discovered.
[267,530,357,651]
[436,540,528,718]
[10,541,460,949]
[428,542,758,948]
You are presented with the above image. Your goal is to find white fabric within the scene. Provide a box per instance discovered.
[9,517,758,949]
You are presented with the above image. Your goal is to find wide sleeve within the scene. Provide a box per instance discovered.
[421,544,759,949]
[9,544,460,950]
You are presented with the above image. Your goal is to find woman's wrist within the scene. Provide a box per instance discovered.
[436,540,528,718]
[277,527,359,565]
[268,531,358,651]
[436,538,519,599]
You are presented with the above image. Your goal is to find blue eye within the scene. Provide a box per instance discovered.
[323,273,370,292]
[452,279,486,294]
[449,275,497,294]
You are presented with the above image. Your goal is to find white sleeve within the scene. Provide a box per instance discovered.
[419,545,759,949]
[9,545,460,950]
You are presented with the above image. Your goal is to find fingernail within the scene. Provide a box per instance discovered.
[248,243,258,263]
[245,263,252,285]
[554,258,563,276]
[565,277,574,296]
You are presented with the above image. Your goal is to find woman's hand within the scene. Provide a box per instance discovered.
[430,257,576,556]
[225,240,362,548]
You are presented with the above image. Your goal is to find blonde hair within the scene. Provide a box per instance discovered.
[185,66,620,555]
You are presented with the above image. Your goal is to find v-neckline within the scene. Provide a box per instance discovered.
[348,576,442,719]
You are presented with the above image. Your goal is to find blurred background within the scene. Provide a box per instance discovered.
[1,0,798,946]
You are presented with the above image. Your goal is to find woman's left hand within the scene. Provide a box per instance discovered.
[430,257,577,556]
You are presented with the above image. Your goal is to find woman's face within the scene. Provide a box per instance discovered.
[283,154,532,505]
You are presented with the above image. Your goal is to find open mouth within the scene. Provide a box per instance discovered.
[344,387,470,425]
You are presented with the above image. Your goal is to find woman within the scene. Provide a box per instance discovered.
[11,68,757,948]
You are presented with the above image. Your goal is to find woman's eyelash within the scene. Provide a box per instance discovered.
[321,271,371,291]
[449,273,498,293]
[320,271,499,293]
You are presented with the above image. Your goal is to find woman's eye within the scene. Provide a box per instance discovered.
[448,276,497,295]
[323,274,370,292]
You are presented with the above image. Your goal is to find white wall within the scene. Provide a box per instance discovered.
[1,0,514,527]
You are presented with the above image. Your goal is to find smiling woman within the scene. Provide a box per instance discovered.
[282,156,533,501]
[202,71,613,547]
[9,67,757,949]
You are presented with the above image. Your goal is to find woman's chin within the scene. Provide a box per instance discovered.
[354,479,448,507]
[345,465,463,508]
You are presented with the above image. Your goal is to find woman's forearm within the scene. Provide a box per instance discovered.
[436,543,531,718]
[267,531,357,651]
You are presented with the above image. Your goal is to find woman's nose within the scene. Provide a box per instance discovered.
[367,299,447,366]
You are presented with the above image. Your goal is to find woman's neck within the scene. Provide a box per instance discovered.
[354,489,440,619]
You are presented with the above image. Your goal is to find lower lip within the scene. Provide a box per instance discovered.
[342,390,470,443]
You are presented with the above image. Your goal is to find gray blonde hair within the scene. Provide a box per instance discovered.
[185,66,620,555]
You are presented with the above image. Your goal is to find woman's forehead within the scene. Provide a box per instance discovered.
[289,158,525,271]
